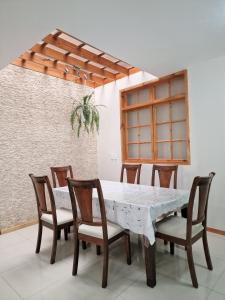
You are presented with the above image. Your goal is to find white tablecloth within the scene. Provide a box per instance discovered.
[53,180,189,245]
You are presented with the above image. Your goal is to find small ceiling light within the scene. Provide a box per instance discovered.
[73,65,81,77]
[64,67,69,74]
[83,73,88,81]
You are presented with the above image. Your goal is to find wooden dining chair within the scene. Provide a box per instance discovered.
[67,178,131,288]
[120,163,142,184]
[156,172,215,288]
[29,174,73,264]
[51,165,73,188]
[151,165,178,188]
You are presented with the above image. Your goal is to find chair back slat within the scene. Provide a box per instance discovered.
[75,187,93,223]
[67,178,108,238]
[151,165,178,189]
[120,164,142,184]
[29,174,57,223]
[187,172,215,239]
[51,166,73,187]
[35,180,47,211]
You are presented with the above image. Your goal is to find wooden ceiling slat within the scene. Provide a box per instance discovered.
[12,57,99,88]
[31,43,116,80]
[20,52,105,85]
[11,28,140,87]
[43,33,129,75]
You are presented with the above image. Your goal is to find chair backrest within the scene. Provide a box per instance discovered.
[151,165,178,189]
[120,163,142,184]
[29,174,57,224]
[67,178,108,240]
[186,172,215,240]
[51,165,73,188]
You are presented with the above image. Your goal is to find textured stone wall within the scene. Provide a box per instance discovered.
[0,65,97,229]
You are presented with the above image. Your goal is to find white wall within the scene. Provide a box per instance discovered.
[95,56,225,231]
[95,71,156,184]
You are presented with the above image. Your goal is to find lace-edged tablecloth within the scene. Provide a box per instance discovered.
[53,180,189,245]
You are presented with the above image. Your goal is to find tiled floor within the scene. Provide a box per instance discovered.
[0,225,225,300]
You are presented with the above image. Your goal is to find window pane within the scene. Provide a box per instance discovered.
[139,108,151,126]
[128,144,138,158]
[140,143,151,159]
[172,122,186,140]
[155,82,169,99]
[157,142,171,159]
[138,88,149,103]
[156,124,170,141]
[140,127,151,142]
[128,128,138,142]
[171,100,185,121]
[170,77,185,96]
[127,111,138,127]
[127,92,138,106]
[156,104,170,123]
[173,141,186,159]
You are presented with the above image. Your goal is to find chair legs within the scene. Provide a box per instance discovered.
[186,245,198,288]
[50,230,58,264]
[35,223,43,253]
[82,241,87,250]
[124,233,131,265]
[102,244,109,288]
[72,238,80,276]
[202,231,213,270]
[170,242,174,255]
[64,227,68,241]
[57,229,61,240]
[96,245,101,255]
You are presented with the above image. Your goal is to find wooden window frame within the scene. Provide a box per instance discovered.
[120,70,190,165]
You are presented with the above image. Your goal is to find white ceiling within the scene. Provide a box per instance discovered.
[0,0,225,76]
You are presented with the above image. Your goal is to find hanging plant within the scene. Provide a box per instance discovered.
[70,92,104,137]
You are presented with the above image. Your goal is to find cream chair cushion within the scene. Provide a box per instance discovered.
[79,222,124,239]
[156,216,204,240]
[41,208,73,225]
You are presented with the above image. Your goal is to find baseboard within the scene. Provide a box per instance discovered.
[207,227,225,237]
[0,219,38,235]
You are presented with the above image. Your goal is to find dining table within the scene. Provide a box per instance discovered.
[53,179,189,287]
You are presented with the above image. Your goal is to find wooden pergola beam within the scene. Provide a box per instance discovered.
[31,43,116,80]
[43,33,130,75]
[12,57,99,88]
[20,52,105,85]
[11,28,140,88]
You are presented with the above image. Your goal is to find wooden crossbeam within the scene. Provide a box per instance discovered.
[31,43,116,80]
[20,52,105,85]
[11,28,140,87]
[11,57,99,88]
[43,32,130,75]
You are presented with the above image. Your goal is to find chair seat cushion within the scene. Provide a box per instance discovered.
[41,208,73,225]
[156,216,204,240]
[79,222,124,239]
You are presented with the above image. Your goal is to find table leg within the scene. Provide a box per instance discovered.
[144,240,156,287]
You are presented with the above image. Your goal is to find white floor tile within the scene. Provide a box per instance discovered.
[0,225,224,300]
[120,273,210,300]
[212,270,225,296]
[0,277,21,300]
[208,291,225,300]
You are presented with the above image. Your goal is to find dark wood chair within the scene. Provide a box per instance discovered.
[156,172,215,288]
[151,165,178,188]
[51,165,73,188]
[29,174,73,264]
[67,178,131,288]
[120,163,142,184]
